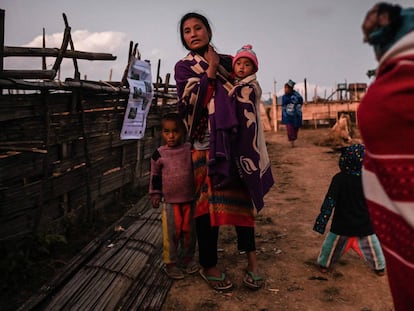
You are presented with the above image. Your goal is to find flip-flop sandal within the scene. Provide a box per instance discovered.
[243,271,264,290]
[199,269,233,291]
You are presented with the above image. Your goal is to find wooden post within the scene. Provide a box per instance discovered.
[154,59,161,106]
[272,80,277,132]
[42,28,46,70]
[52,26,71,79]
[162,73,170,106]
[304,78,307,104]
[62,13,80,80]
[0,9,3,73]
[0,9,4,94]
[121,41,133,87]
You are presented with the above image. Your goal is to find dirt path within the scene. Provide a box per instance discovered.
[162,128,393,311]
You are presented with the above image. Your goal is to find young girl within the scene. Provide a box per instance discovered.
[149,113,198,280]
[229,44,274,289]
[313,144,385,275]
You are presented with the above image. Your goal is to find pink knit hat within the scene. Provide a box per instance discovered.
[232,44,258,72]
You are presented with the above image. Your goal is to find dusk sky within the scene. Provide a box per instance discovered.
[2,0,413,99]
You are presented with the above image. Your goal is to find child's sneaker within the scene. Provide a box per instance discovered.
[163,264,185,280]
[183,260,199,274]
[375,269,385,276]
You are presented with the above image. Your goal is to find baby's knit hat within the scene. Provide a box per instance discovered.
[232,44,258,72]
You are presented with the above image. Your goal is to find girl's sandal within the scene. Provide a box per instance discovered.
[184,260,199,274]
[243,271,264,290]
[199,269,233,291]
[163,265,185,280]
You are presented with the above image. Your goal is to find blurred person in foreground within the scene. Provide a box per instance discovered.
[358,2,414,310]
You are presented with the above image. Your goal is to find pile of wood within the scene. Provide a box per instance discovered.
[18,196,172,311]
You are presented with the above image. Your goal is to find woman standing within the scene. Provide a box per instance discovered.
[174,13,274,291]
[359,3,414,310]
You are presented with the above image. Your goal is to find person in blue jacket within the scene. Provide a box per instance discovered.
[281,79,303,147]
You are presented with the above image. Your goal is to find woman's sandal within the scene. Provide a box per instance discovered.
[199,269,233,291]
[243,271,264,290]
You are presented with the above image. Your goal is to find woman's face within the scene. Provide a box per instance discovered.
[182,17,210,51]
[362,5,380,43]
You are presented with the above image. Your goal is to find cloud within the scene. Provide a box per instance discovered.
[5,29,171,82]
[24,30,127,53]
[6,30,128,81]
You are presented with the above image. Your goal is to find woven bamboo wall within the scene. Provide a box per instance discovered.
[0,89,176,242]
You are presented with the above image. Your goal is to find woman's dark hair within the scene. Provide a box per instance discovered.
[162,112,187,136]
[377,2,402,39]
[179,12,212,50]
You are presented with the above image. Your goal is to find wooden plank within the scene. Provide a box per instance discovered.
[0,69,56,79]
[0,119,46,143]
[98,167,133,196]
[0,79,175,100]
[3,46,117,61]
[0,152,44,183]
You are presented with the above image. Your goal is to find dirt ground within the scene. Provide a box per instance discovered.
[161,127,394,311]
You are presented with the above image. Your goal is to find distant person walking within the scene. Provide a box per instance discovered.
[358,2,414,310]
[313,144,386,275]
[149,113,198,280]
[281,79,303,147]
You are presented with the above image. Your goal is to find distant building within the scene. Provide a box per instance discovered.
[348,83,367,101]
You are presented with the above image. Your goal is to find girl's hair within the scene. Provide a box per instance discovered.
[162,112,187,136]
[179,12,212,50]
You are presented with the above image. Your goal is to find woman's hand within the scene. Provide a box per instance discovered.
[204,45,219,79]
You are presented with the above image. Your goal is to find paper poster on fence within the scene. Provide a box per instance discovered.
[120,59,153,140]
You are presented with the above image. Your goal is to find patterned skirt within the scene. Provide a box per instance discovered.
[192,149,254,227]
